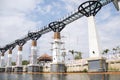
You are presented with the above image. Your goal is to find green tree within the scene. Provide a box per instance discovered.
[75,52,82,60]
[69,50,82,60]
[22,60,29,65]
[102,49,109,54]
[12,62,16,66]
[69,50,75,59]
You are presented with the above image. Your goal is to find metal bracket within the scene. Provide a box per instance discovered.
[15,39,26,46]
[78,1,102,17]
[28,32,41,40]
[0,47,8,54]
[6,43,16,50]
[49,21,66,32]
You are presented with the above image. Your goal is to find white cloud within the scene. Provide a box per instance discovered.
[61,0,87,12]
[0,15,41,45]
[97,13,120,49]
[0,0,42,13]
[0,0,43,61]
[36,5,52,15]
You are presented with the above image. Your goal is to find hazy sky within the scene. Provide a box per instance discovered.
[0,0,120,61]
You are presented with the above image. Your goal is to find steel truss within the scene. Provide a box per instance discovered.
[0,0,114,52]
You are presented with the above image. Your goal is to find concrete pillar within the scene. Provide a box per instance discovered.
[14,46,23,72]
[7,50,12,67]
[118,1,120,9]
[113,0,120,11]
[87,15,106,72]
[6,50,13,72]
[27,40,40,72]
[51,32,66,73]
[87,15,101,58]
[0,53,5,67]
[16,46,22,66]
[0,53,5,72]
[30,40,37,65]
[53,32,62,63]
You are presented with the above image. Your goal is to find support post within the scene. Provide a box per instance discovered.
[0,47,8,72]
[27,32,41,72]
[27,40,40,72]
[14,39,26,72]
[0,53,5,72]
[113,0,120,11]
[78,1,107,72]
[87,16,101,58]
[6,50,12,72]
[14,46,23,72]
[49,21,66,73]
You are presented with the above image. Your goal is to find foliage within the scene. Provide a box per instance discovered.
[102,46,120,55]
[69,50,82,60]
[12,62,16,66]
[108,67,119,71]
[82,69,87,72]
[75,52,82,60]
[22,60,29,65]
[102,49,109,54]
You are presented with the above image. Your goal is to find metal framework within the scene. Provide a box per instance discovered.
[28,32,41,40]
[0,47,8,54]
[49,21,66,32]
[6,44,15,50]
[15,39,26,46]
[78,1,102,17]
[0,0,114,54]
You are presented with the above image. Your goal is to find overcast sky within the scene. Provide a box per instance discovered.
[0,0,120,61]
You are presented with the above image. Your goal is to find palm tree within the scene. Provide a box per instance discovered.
[102,49,109,54]
[69,50,75,59]
[74,51,82,60]
[113,48,117,54]
[69,50,82,60]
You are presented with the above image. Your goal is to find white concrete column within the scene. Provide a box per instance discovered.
[0,54,5,67]
[52,32,62,63]
[7,50,12,67]
[30,40,37,65]
[16,46,22,66]
[118,1,120,10]
[113,0,120,11]
[87,15,101,58]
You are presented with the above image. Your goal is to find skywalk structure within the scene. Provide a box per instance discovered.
[0,0,120,72]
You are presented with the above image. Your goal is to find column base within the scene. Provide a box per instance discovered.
[27,65,40,72]
[50,63,66,73]
[6,67,13,72]
[14,66,23,72]
[88,57,107,72]
[0,67,5,72]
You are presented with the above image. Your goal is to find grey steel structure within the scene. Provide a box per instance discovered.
[0,0,114,50]
[0,0,119,72]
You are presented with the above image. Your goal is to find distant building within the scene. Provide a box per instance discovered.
[37,53,52,66]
